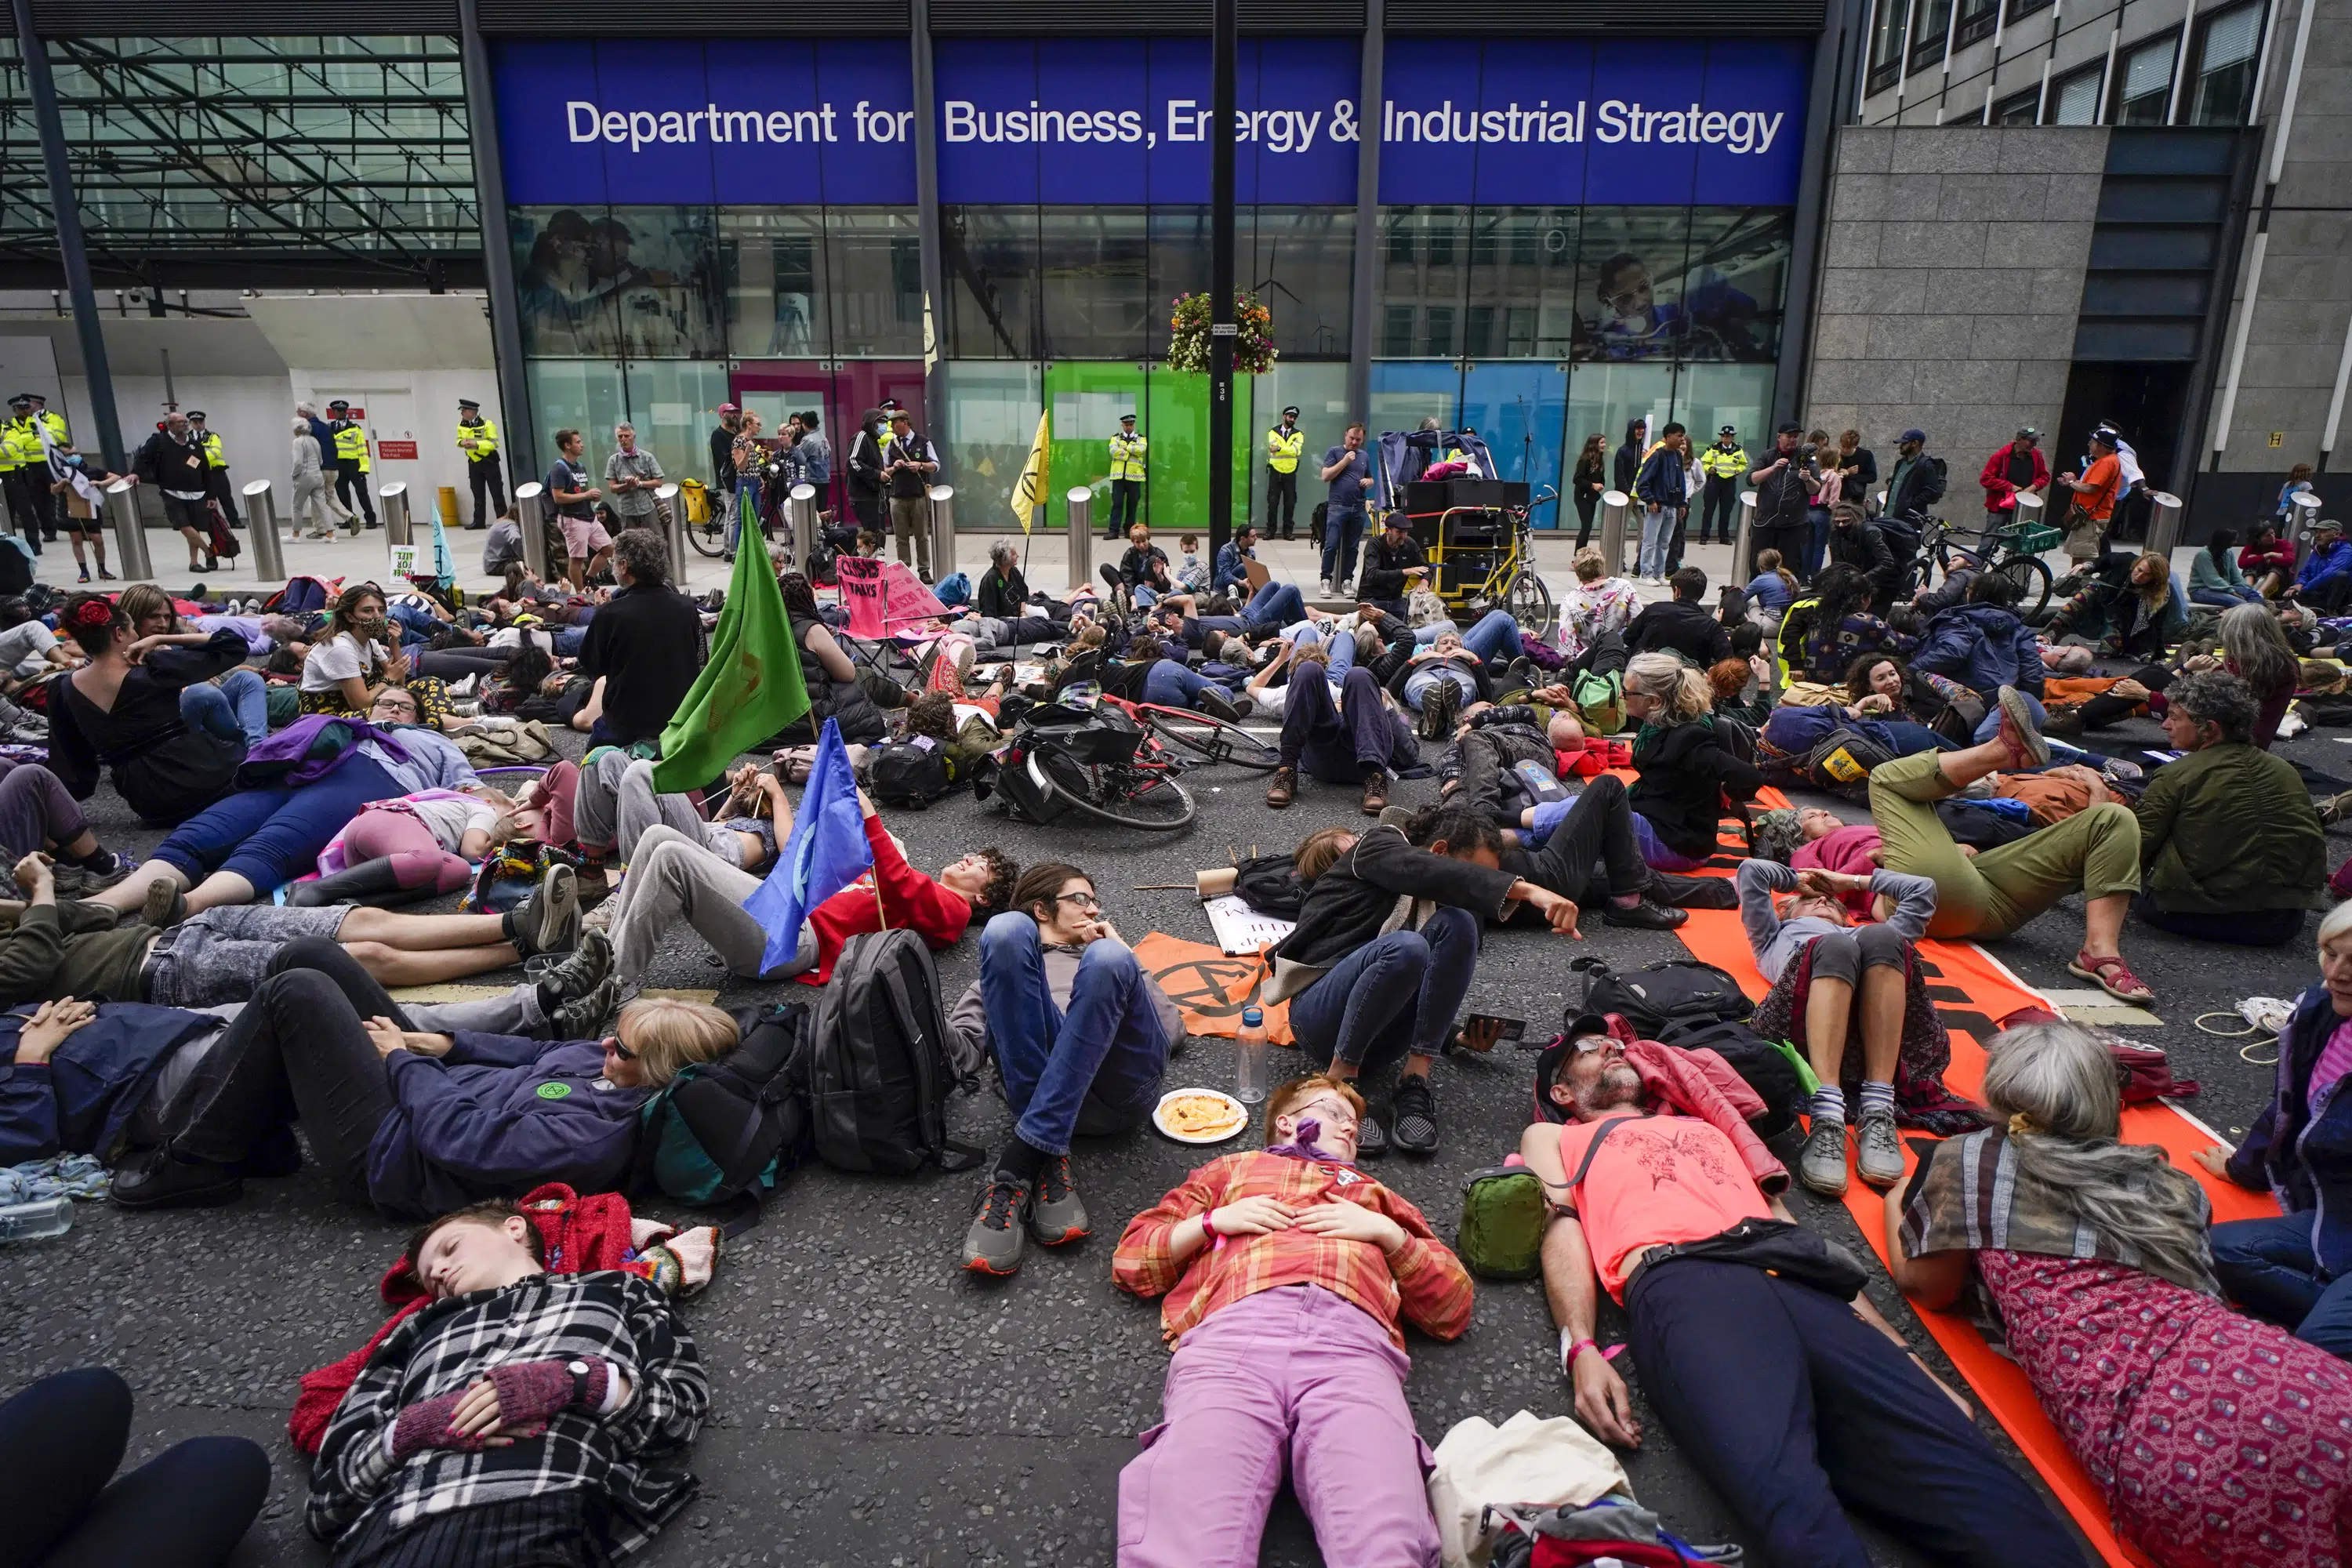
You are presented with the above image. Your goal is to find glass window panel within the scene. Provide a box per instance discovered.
[1571,208,1692,363]
[1369,361,1461,437]
[823,209,923,358]
[1993,86,2042,124]
[515,205,620,361]
[1681,208,1791,363]
[1147,206,1210,357]
[1460,362,1569,521]
[525,360,628,482]
[1033,206,1148,361]
[1382,305,1417,358]
[1468,207,1581,360]
[602,205,722,360]
[1378,206,1470,361]
[941,361,1044,532]
[1566,362,1676,513]
[2113,34,2178,123]
[2190,4,2262,125]
[1869,0,1911,74]
[1910,0,1956,69]
[619,361,730,492]
[2051,66,2103,125]
[720,209,829,359]
[1246,207,1353,359]
[1668,363,1775,475]
[1246,362,1350,528]
[942,205,1040,361]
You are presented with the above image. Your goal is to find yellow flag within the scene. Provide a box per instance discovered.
[1010,408,1051,533]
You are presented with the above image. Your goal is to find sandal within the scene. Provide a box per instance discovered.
[2069,950,2154,1004]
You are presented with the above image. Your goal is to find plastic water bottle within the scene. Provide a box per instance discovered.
[1236,1007,1269,1105]
[0,1196,73,1242]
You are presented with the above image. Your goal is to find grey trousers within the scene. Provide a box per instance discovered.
[572,752,743,866]
[606,825,815,982]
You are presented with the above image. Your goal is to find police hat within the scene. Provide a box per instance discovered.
[459,397,481,410]
[187,410,207,420]
[1282,405,1300,419]
[1120,412,1137,423]
[878,397,902,411]
[1719,424,1736,436]
[328,399,350,412]
[4,395,27,409]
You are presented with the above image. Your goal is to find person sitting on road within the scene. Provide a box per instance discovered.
[2126,670,2322,946]
[307,1197,710,1565]
[1622,566,1732,668]
[110,935,706,1218]
[1842,652,1977,747]
[1520,1036,2085,1568]
[2046,600,2299,748]
[1262,644,1419,817]
[1111,1073,1472,1568]
[571,749,789,878]
[1744,549,1798,623]
[1504,775,1687,932]
[775,571,902,745]
[301,584,452,724]
[956,862,1179,1277]
[46,596,258,826]
[1621,653,1762,872]
[1559,546,1642,662]
[1864,687,2153,1001]
[1265,807,1584,1159]
[1909,570,2046,708]
[2285,515,2352,612]
[1825,500,1901,610]
[2202,899,2352,1362]
[2045,550,2189,659]
[1737,857,1936,1196]
[2241,518,2299,598]
[1892,1021,2352,1568]
[1355,512,1430,614]
[1797,563,1915,684]
[2188,526,2263,608]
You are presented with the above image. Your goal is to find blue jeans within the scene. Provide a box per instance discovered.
[1287,906,1480,1074]
[1142,659,1218,709]
[2190,584,2262,608]
[153,754,401,894]
[1638,506,1677,579]
[1288,626,1359,677]
[1242,581,1305,628]
[1631,811,1711,873]
[1414,609,1521,666]
[1321,506,1366,587]
[553,624,588,657]
[1134,585,1161,607]
[728,477,760,552]
[178,669,267,748]
[980,913,1171,1156]
[1802,506,1832,578]
[2210,1212,2352,1362]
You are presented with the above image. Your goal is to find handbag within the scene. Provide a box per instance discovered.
[459,837,583,915]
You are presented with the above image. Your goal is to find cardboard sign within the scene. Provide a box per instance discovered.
[376,439,419,460]
[387,543,422,579]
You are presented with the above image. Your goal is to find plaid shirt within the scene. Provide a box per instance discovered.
[1113,1149,1473,1350]
[308,1272,709,1557]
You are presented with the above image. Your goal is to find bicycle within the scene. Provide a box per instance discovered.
[1040,652,1281,773]
[1910,511,2058,616]
[997,702,1200,833]
[1414,485,1559,640]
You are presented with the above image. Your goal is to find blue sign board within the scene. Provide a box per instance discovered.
[492,36,1809,209]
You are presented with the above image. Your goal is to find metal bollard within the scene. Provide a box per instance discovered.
[1733,491,1758,579]
[655,482,691,584]
[241,479,285,583]
[104,478,153,582]
[1599,489,1631,579]
[1065,486,1094,592]
[787,484,818,581]
[514,482,550,581]
[2145,490,2185,561]
[379,482,412,548]
[2288,489,2322,542]
[927,484,955,583]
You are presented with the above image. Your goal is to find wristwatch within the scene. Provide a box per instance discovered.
[567,1359,592,1406]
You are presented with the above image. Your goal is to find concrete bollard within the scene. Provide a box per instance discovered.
[927,484,955,583]
[514,482,550,581]
[655,482,691,583]
[787,484,818,581]
[104,478,153,582]
[1065,486,1094,592]
[379,482,412,548]
[1599,490,1631,579]
[241,479,285,583]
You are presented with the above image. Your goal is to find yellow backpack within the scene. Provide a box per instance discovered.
[678,477,710,525]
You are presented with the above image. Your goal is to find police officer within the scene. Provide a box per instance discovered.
[187,411,241,528]
[327,398,378,528]
[1106,412,1146,537]
[26,392,67,452]
[1697,424,1746,546]
[1265,405,1304,541]
[0,394,47,551]
[456,397,505,529]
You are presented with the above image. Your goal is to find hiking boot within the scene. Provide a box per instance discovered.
[1265,765,1298,808]
[110,1149,242,1210]
[2040,706,2086,737]
[553,974,622,1039]
[1417,678,1460,741]
[1353,1103,1390,1159]
[507,864,581,957]
[1027,1155,1090,1246]
[1798,1118,1849,1198]
[1994,685,2050,770]
[1389,1074,1439,1156]
[2322,788,2352,826]
[1360,771,1388,816]
[1198,685,1242,723]
[1602,898,1687,931]
[1855,1109,1904,1188]
[961,1175,1031,1276]
[538,930,613,1014]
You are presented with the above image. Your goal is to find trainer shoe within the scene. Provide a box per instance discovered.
[1994,685,2050,770]
[1855,1109,1904,1188]
[1353,1103,1390,1159]
[1798,1118,1849,1198]
[1417,678,1461,742]
[1389,1073,1439,1156]
[1265,764,1298,808]
[553,974,622,1039]
[1198,685,1242,723]
[961,1175,1031,1276]
[1027,1155,1090,1246]
[1319,578,1334,598]
[538,929,613,1013]
[508,864,581,957]
[1361,771,1389,816]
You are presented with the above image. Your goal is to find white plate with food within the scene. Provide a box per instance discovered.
[1152,1087,1252,1145]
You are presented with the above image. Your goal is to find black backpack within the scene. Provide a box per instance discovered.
[1571,955,1751,1037]
[1804,724,1894,800]
[806,929,983,1174]
[869,736,956,808]
[1653,1016,1806,1140]
[633,1001,812,1210]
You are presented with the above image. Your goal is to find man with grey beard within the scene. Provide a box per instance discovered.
[1515,1025,2078,1568]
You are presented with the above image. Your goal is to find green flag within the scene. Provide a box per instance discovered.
[649,541,811,792]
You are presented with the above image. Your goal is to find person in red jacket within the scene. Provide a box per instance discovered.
[597,789,1017,984]
[2239,519,2299,597]
[1978,426,2049,529]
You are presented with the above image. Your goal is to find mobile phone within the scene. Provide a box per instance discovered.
[1463,1012,1527,1044]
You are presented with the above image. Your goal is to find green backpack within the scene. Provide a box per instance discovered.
[1570,666,1625,736]
[1457,1163,1549,1280]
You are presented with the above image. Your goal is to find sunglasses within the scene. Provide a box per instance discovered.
[601,1035,636,1062]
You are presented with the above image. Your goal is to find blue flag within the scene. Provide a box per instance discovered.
[742,718,873,974]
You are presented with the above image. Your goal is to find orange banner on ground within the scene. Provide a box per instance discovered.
[1134,932,1292,1046]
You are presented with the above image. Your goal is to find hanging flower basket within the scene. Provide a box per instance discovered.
[1167,291,1278,376]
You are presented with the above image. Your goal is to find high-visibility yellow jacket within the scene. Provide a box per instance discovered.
[1699,442,1748,481]
[458,417,500,459]
[34,410,65,446]
[1266,426,1304,473]
[198,431,228,469]
[332,421,370,470]
[0,418,37,472]
[1109,430,1147,481]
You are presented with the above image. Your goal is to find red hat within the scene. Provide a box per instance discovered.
[717,402,739,415]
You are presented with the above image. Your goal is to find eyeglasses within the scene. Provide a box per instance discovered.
[602,1035,637,1062]
[1054,891,1102,910]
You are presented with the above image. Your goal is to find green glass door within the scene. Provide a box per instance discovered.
[1045,361,1147,537]
[1047,360,1253,539]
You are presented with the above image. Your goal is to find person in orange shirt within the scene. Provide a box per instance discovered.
[2053,425,2123,559]
[1522,1033,2080,1568]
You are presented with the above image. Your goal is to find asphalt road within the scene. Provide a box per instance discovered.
[0,679,2334,1568]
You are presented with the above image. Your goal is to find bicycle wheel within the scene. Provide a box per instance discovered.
[1504,563,1556,641]
[1140,705,1282,771]
[1989,554,2053,617]
[685,504,729,557]
[1030,748,1198,832]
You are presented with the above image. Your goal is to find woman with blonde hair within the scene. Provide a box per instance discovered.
[1559,544,1639,661]
[1889,1019,2352,1568]
[1622,651,1762,869]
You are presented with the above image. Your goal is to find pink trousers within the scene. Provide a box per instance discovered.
[343,808,471,894]
[1117,1283,1439,1568]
